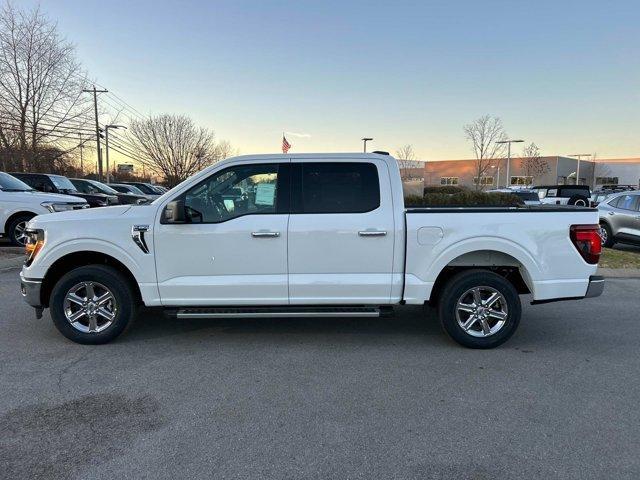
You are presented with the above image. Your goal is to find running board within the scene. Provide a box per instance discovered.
[172,306,388,319]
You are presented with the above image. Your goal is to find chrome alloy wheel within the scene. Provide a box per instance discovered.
[63,281,117,333]
[13,220,28,246]
[455,286,508,338]
[599,226,608,245]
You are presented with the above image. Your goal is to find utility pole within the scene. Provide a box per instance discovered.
[77,133,84,173]
[104,125,126,183]
[570,154,592,185]
[497,139,524,188]
[362,137,373,153]
[83,86,108,181]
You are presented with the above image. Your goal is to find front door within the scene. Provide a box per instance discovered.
[154,162,290,306]
[287,160,395,305]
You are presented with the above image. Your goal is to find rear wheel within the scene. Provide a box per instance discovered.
[7,214,34,246]
[49,265,136,344]
[438,270,521,349]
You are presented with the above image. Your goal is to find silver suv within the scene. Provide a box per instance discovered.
[598,191,640,247]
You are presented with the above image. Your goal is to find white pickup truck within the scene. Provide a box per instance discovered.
[20,153,604,348]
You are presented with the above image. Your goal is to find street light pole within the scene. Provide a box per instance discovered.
[496,139,524,188]
[362,137,373,153]
[569,154,592,185]
[104,124,127,183]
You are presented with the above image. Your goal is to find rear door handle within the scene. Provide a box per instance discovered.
[358,230,387,237]
[251,231,280,238]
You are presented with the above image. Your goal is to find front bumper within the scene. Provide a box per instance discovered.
[20,273,43,308]
[585,275,605,298]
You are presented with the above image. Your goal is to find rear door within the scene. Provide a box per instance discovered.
[609,194,640,242]
[287,160,395,304]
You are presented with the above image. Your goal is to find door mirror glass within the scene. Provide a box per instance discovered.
[163,199,186,223]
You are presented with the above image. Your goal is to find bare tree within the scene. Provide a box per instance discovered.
[127,114,231,185]
[0,2,92,171]
[395,144,418,181]
[464,115,507,190]
[520,142,549,185]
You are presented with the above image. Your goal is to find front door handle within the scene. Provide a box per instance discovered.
[358,230,387,237]
[608,211,615,215]
[251,231,280,238]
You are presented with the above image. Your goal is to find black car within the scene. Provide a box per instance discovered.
[120,181,162,198]
[70,178,148,205]
[11,173,118,207]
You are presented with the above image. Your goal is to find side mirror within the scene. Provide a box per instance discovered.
[163,199,186,223]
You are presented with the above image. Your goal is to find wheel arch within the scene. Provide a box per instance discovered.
[40,251,142,308]
[4,210,37,233]
[427,248,535,306]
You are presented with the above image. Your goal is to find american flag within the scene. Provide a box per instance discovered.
[282,134,291,154]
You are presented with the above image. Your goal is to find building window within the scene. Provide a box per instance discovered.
[510,176,533,186]
[440,177,459,185]
[596,177,618,185]
[473,176,494,185]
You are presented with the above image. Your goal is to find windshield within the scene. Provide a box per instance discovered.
[132,183,157,194]
[88,180,118,195]
[49,175,77,192]
[0,172,34,191]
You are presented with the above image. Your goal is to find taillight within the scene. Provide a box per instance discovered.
[570,224,601,264]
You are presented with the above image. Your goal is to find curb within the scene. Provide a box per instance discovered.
[0,256,23,271]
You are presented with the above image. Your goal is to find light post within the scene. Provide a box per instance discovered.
[570,154,592,185]
[496,139,524,188]
[491,165,500,188]
[104,124,127,183]
[362,137,373,153]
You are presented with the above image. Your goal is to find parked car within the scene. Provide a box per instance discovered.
[21,153,603,348]
[70,178,148,205]
[119,181,162,199]
[0,172,87,245]
[487,189,541,205]
[10,172,118,207]
[590,190,615,207]
[530,185,591,206]
[109,183,158,201]
[598,191,640,247]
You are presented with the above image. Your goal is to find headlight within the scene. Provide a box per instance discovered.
[24,229,45,266]
[41,202,76,213]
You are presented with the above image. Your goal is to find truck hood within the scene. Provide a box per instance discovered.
[2,190,88,204]
[28,204,140,229]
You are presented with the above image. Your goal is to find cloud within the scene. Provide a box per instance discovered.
[284,131,311,138]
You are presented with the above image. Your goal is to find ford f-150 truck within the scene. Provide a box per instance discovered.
[19,153,604,348]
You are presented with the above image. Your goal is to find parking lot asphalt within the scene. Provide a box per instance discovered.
[1,267,639,480]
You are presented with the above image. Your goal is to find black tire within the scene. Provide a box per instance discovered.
[568,195,589,207]
[49,265,136,344]
[599,222,614,248]
[437,269,521,349]
[7,214,34,246]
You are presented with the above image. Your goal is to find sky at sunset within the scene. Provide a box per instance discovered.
[24,0,640,162]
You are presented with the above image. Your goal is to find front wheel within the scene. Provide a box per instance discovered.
[438,270,521,349]
[49,265,136,344]
[7,214,34,246]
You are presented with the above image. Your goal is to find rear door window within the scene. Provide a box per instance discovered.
[295,162,380,214]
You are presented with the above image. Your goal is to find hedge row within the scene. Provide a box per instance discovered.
[405,191,524,207]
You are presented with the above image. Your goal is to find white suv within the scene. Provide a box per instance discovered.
[0,172,88,245]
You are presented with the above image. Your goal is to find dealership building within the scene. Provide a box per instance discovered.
[402,156,640,190]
